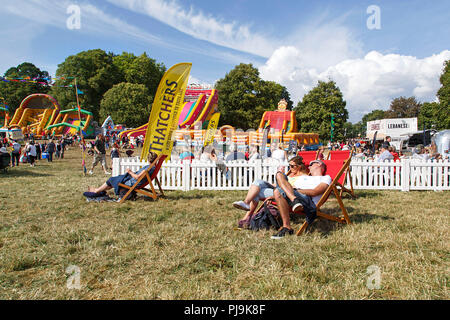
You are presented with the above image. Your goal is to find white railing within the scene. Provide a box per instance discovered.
[350,159,450,191]
[112,158,450,192]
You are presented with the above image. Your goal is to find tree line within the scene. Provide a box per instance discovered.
[1,49,448,141]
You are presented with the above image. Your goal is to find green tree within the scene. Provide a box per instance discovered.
[215,63,293,130]
[0,62,50,114]
[437,60,450,110]
[385,96,421,119]
[113,52,166,96]
[50,49,123,120]
[100,82,152,127]
[295,80,348,141]
[418,101,450,131]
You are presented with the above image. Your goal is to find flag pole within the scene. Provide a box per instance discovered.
[74,78,87,176]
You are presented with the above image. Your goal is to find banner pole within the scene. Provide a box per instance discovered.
[74,78,87,176]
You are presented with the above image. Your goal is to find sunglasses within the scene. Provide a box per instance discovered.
[289,164,299,168]
[309,162,321,167]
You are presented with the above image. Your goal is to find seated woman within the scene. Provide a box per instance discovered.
[87,151,158,197]
[232,156,308,228]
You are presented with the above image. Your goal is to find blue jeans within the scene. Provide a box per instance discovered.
[275,172,317,216]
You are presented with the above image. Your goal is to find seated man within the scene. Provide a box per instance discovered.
[377,145,394,162]
[271,160,332,239]
[87,151,158,199]
[232,156,307,228]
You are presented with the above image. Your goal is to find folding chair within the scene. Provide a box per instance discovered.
[325,150,355,198]
[257,157,353,236]
[297,150,319,164]
[294,157,352,235]
[118,154,167,203]
[326,150,351,161]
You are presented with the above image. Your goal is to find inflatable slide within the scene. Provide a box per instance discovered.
[46,108,94,138]
[8,94,60,136]
[119,87,219,140]
[0,106,8,128]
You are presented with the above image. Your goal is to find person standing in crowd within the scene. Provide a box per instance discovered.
[46,139,56,162]
[271,143,287,162]
[89,134,110,175]
[26,142,37,167]
[35,141,41,160]
[11,140,21,167]
[377,144,394,162]
[384,136,391,148]
[60,139,66,159]
[248,145,261,162]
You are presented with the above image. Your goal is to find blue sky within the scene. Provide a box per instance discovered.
[1,0,449,122]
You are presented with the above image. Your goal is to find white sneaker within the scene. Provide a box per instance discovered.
[233,200,250,211]
[104,171,111,175]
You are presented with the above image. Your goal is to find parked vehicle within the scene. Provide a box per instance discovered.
[400,129,437,152]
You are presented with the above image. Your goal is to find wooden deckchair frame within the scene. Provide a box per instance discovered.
[295,157,352,235]
[118,154,166,203]
[327,150,355,198]
[257,157,353,236]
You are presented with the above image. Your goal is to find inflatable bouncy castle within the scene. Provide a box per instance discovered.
[46,108,94,138]
[8,94,60,136]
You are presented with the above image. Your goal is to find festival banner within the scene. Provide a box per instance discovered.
[203,113,220,147]
[141,63,192,161]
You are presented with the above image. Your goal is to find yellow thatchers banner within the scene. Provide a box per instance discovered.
[203,112,220,147]
[141,63,192,161]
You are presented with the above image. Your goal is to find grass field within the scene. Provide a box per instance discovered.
[0,146,448,300]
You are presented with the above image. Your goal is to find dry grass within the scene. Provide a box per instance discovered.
[0,146,448,300]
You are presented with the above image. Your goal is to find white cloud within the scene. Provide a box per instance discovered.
[106,0,278,57]
[2,0,164,47]
[260,48,450,122]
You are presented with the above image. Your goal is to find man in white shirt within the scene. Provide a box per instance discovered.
[26,142,37,167]
[377,145,394,162]
[11,140,21,167]
[271,143,287,162]
[271,160,332,239]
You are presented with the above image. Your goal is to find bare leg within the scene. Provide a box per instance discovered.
[248,199,259,215]
[274,189,292,229]
[88,182,112,193]
[276,172,297,202]
[239,199,260,221]
[243,185,260,204]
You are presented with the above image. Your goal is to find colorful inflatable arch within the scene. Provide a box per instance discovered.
[8,94,60,136]
[46,108,94,138]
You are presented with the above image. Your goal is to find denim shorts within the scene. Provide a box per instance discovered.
[251,179,275,201]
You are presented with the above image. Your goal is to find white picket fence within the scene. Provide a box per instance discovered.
[112,157,450,192]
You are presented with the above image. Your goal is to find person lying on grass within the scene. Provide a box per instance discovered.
[87,151,158,196]
[232,156,308,228]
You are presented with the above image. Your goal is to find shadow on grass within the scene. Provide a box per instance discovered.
[164,191,220,201]
[291,206,394,237]
[0,169,53,178]
[351,190,384,198]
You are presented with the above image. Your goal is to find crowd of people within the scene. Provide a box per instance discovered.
[0,134,75,168]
